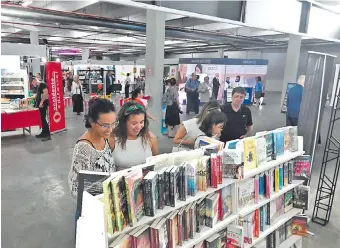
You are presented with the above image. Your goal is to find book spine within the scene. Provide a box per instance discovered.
[167,218,173,248]
[259,173,264,199]
[260,207,264,232]
[144,179,152,216]
[217,153,223,184]
[189,207,194,239]
[263,204,267,229]
[288,161,293,184]
[150,227,155,248]
[170,171,175,207]
[254,175,259,204]
[165,171,170,206]
[207,159,211,188]
[155,228,160,248]
[279,165,283,190]
[158,174,164,209]
[218,190,223,221]
[265,171,270,198]
[211,156,218,188]
[283,163,288,186]
[254,209,259,238]
[274,167,279,192]
[183,211,188,241]
[178,214,183,246]
[151,177,156,216]
[179,167,183,201]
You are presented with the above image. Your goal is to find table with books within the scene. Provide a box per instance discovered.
[76,126,311,248]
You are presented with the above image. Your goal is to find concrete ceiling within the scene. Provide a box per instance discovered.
[1,0,339,58]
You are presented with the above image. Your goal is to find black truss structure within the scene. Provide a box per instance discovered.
[312,70,340,226]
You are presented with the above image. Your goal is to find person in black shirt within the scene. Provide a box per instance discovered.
[220,87,253,143]
[34,80,51,141]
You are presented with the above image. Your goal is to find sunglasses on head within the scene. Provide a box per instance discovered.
[124,104,144,116]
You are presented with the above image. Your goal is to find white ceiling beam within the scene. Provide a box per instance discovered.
[186,22,239,31]
[31,0,98,12]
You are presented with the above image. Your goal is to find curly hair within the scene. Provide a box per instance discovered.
[113,101,150,149]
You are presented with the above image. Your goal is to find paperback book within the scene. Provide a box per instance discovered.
[256,136,267,167]
[219,184,233,220]
[111,174,129,232]
[227,225,244,248]
[275,224,286,246]
[273,129,285,157]
[293,185,310,210]
[144,171,158,217]
[238,178,255,208]
[292,215,308,236]
[288,126,298,152]
[265,132,275,161]
[293,155,311,183]
[103,175,117,235]
[284,190,293,213]
[243,137,257,171]
[205,192,219,228]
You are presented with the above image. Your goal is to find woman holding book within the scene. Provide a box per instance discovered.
[173,101,221,149]
[111,101,159,170]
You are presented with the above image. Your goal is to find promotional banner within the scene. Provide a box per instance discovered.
[45,62,66,133]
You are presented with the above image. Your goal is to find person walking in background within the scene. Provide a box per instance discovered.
[286,75,305,126]
[185,73,199,114]
[106,70,114,95]
[67,72,73,92]
[124,73,131,98]
[30,77,38,94]
[111,101,159,170]
[71,75,84,116]
[254,76,264,107]
[198,76,211,105]
[220,87,253,143]
[212,76,220,100]
[34,78,51,141]
[163,78,181,138]
[224,76,231,100]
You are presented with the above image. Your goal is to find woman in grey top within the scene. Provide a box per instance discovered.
[163,78,181,138]
[198,76,211,104]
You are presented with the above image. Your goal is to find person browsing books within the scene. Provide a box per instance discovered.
[220,87,253,143]
[111,102,159,170]
[173,101,221,148]
[68,98,117,198]
[126,88,157,121]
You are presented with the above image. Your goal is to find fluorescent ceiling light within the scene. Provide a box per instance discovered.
[111,36,137,42]
[164,40,185,45]
[22,0,32,7]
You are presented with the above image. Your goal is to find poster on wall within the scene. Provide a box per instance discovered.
[45,62,66,133]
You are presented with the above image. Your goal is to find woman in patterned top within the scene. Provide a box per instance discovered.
[68,98,117,198]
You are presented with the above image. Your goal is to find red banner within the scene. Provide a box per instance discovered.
[45,62,66,133]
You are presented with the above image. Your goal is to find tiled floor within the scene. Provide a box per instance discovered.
[1,92,339,248]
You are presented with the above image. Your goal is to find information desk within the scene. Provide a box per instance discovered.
[1,108,42,135]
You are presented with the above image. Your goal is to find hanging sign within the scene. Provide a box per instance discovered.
[45,62,66,133]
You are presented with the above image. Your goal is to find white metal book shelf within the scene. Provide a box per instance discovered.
[77,137,308,248]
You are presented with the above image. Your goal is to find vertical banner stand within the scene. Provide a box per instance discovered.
[312,67,340,226]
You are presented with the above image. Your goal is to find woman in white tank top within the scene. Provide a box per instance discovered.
[111,101,159,170]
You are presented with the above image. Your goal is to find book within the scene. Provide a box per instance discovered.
[187,160,198,196]
[222,148,243,165]
[259,173,265,199]
[262,203,268,230]
[164,166,173,206]
[254,209,260,238]
[197,136,225,152]
[259,206,264,232]
[288,161,293,184]
[265,132,275,161]
[219,184,233,220]
[102,175,117,235]
[189,202,196,239]
[238,178,255,208]
[154,218,168,248]
[273,129,285,157]
[242,212,255,244]
[279,164,283,190]
[109,234,131,248]
[266,232,275,248]
[217,152,223,184]
[196,197,206,232]
[157,168,167,210]
[265,203,270,226]
[243,137,257,171]
[227,225,244,248]
[284,190,293,213]
[293,155,311,183]
[256,136,267,167]
[184,204,190,241]
[276,194,285,218]
[198,156,209,191]
[264,171,271,198]
[291,215,308,236]
[293,185,310,210]
[131,225,151,248]
[178,163,188,201]
[275,224,286,246]
[205,192,219,228]
[167,210,179,248]
[274,166,279,192]
[111,174,129,232]
[288,126,298,152]
[282,127,290,152]
[254,175,259,204]
[177,207,185,246]
[210,154,218,188]
[283,163,288,186]
[225,139,241,149]
[285,219,293,239]
[125,169,144,226]
[150,218,162,248]
[170,166,179,207]
[222,163,244,180]
[269,200,277,224]
[144,171,158,217]
[205,233,221,248]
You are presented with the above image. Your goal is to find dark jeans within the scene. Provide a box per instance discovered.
[286,115,298,126]
[39,106,50,136]
[186,91,199,114]
[125,85,130,98]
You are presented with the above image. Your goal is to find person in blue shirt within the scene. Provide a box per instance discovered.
[286,75,305,126]
[185,73,199,114]
[254,76,263,107]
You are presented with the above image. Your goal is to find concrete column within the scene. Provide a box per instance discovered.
[218,48,224,58]
[145,9,165,136]
[82,48,90,60]
[29,31,40,74]
[281,34,302,107]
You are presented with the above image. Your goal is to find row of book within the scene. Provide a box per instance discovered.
[254,214,309,248]
[223,126,299,173]
[109,185,233,248]
[238,156,311,209]
[238,185,309,246]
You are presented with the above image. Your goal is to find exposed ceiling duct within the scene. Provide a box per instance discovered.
[1,3,285,46]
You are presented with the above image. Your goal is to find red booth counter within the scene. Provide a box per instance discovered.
[1,108,42,135]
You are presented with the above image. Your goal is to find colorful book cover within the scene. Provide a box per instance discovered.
[143,171,157,217]
[197,197,206,232]
[256,136,267,167]
[210,154,218,188]
[291,215,308,236]
[283,163,288,186]
[245,212,255,244]
[264,171,271,198]
[284,190,293,213]
[125,169,144,226]
[259,173,265,199]
[222,148,243,165]
[238,178,255,209]
[103,176,116,235]
[254,209,260,238]
[285,219,292,239]
[274,167,279,193]
[279,165,283,190]
[111,174,129,232]
[206,192,219,228]
[293,185,310,210]
[134,225,151,248]
[276,195,285,218]
[273,129,285,157]
[283,127,290,152]
[205,233,221,248]
[243,137,257,171]
[227,225,244,248]
[219,184,233,220]
[270,168,275,195]
[293,155,311,182]
[254,175,259,204]
[217,152,223,184]
[222,163,244,180]
[187,160,198,196]
[198,156,209,191]
[288,126,298,152]
[110,234,131,248]
[265,132,275,161]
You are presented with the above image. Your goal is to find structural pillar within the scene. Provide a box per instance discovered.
[281,34,302,107]
[217,48,224,58]
[145,9,165,136]
[82,48,90,61]
[29,31,41,74]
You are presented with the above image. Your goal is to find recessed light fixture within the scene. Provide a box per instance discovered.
[22,0,33,7]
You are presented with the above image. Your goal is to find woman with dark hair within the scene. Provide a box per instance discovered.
[163,78,181,138]
[68,98,117,198]
[111,101,159,170]
[126,88,157,121]
[195,64,203,74]
[199,111,226,138]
